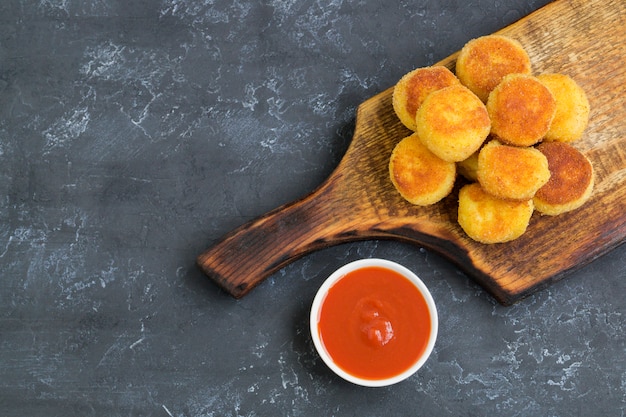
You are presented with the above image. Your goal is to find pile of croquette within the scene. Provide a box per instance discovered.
[389,35,593,244]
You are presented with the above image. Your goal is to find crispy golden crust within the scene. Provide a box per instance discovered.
[456,35,531,102]
[389,133,456,206]
[537,73,590,143]
[533,142,594,215]
[416,84,491,162]
[477,140,550,200]
[392,66,460,131]
[458,183,534,244]
[487,74,557,147]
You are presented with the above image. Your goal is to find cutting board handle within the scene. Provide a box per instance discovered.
[196,87,457,299]
[196,178,353,298]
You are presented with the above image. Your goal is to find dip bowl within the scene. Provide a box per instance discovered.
[310,258,438,387]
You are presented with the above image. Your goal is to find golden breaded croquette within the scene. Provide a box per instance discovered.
[389,133,456,206]
[456,35,532,102]
[487,73,557,147]
[537,73,590,143]
[534,142,594,215]
[477,140,550,201]
[457,150,480,182]
[416,84,491,162]
[392,66,460,131]
[458,183,534,244]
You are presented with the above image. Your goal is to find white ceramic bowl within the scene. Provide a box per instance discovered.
[310,258,438,387]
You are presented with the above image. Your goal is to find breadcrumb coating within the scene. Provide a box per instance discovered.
[456,35,531,102]
[389,133,456,206]
[416,85,491,162]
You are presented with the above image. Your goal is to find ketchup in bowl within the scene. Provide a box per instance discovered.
[310,259,438,387]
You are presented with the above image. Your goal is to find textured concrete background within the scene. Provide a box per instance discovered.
[1,0,624,416]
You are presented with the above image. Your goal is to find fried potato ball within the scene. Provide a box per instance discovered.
[416,84,491,162]
[533,142,594,215]
[457,150,480,182]
[537,73,590,143]
[392,66,460,131]
[486,73,557,147]
[389,133,457,206]
[477,140,550,201]
[456,35,532,102]
[458,183,534,244]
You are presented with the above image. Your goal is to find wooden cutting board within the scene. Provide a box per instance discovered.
[197,0,626,305]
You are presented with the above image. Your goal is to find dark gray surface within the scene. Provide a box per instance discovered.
[1,0,624,416]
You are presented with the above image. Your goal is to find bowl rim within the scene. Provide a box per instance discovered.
[309,258,438,387]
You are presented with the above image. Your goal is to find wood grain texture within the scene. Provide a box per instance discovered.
[197,0,626,305]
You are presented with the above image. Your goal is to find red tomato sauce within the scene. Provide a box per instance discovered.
[317,266,431,380]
